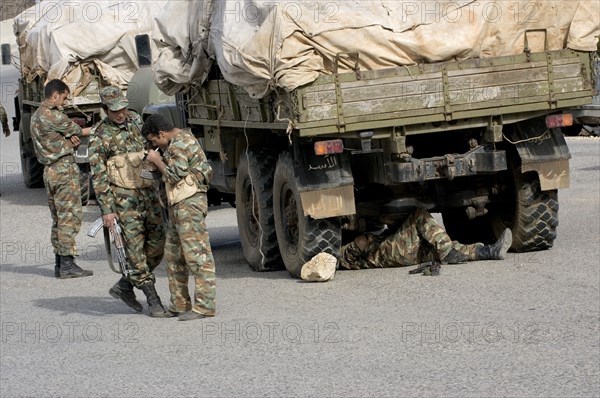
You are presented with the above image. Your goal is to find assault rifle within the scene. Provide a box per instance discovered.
[408,261,441,276]
[88,217,135,278]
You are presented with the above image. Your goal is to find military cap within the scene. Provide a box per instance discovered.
[100,86,128,111]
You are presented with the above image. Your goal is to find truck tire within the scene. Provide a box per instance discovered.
[235,149,282,271]
[273,152,341,278]
[490,171,558,251]
[19,113,44,188]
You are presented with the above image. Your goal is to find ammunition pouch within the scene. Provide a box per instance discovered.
[106,151,153,189]
[166,174,198,206]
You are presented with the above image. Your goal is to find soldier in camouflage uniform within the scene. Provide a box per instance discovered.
[339,208,512,270]
[88,87,167,317]
[142,114,216,321]
[30,79,93,278]
[0,104,10,138]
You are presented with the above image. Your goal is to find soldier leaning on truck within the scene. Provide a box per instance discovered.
[88,86,168,318]
[30,79,93,279]
[339,208,513,271]
[142,114,216,321]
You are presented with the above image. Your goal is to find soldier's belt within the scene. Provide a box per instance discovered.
[49,155,75,166]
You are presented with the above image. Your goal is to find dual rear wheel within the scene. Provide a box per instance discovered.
[235,150,341,278]
[442,171,558,252]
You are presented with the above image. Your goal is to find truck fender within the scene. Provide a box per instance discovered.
[509,117,571,190]
[291,142,356,219]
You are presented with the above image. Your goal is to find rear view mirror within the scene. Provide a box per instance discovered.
[135,34,152,67]
[1,44,11,65]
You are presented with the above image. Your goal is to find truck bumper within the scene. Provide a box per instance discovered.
[386,147,507,183]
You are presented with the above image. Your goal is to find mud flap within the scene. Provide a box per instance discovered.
[292,141,355,219]
[510,118,571,190]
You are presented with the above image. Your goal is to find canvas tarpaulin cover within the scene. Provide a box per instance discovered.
[153,0,600,98]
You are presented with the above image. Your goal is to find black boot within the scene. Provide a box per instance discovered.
[58,255,93,279]
[475,228,513,260]
[442,249,469,264]
[54,254,60,278]
[140,281,168,318]
[109,277,143,312]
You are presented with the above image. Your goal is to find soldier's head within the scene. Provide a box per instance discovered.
[44,79,70,106]
[141,114,175,149]
[100,86,129,125]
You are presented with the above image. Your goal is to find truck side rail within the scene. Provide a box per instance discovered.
[292,49,595,136]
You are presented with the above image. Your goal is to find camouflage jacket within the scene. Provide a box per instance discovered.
[88,111,147,215]
[163,128,212,191]
[30,102,82,165]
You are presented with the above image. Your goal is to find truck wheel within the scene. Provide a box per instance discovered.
[490,171,558,251]
[273,152,341,278]
[19,113,44,188]
[20,153,44,188]
[235,149,282,271]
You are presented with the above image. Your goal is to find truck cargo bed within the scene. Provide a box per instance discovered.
[293,50,595,136]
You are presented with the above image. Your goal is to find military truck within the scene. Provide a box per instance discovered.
[153,1,598,278]
[179,42,593,278]
[1,38,170,204]
[5,60,100,201]
[3,0,171,203]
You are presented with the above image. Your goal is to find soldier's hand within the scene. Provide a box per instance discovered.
[146,149,161,164]
[102,213,118,228]
[69,135,81,147]
[3,128,10,137]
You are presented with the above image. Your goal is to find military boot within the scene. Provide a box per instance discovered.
[58,256,93,279]
[54,253,60,278]
[109,277,143,312]
[140,281,168,318]
[475,228,513,260]
[442,249,469,264]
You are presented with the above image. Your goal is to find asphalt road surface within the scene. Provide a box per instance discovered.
[1,68,599,396]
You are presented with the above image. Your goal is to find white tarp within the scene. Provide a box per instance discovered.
[14,0,168,94]
[153,0,600,98]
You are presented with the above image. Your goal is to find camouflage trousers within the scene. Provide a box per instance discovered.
[112,186,165,287]
[43,156,81,256]
[340,208,484,269]
[165,194,216,316]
